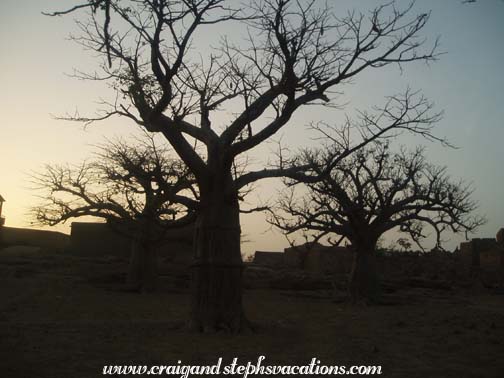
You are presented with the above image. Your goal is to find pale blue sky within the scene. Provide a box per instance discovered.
[1,0,503,254]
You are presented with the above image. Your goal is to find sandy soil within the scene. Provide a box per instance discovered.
[0,248,503,378]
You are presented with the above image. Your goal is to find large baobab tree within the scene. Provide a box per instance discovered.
[31,137,197,292]
[271,141,485,302]
[47,0,441,331]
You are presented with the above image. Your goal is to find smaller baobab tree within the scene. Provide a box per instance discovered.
[30,136,197,292]
[271,141,485,303]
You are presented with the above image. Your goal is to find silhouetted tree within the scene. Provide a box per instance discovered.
[30,136,197,292]
[271,141,485,302]
[46,0,441,331]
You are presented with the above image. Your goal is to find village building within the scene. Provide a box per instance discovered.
[252,230,504,287]
[69,221,194,265]
[459,236,504,285]
[0,194,5,227]
[253,242,354,275]
[252,251,284,268]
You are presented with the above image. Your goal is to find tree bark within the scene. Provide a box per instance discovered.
[126,229,158,292]
[496,229,504,288]
[189,175,250,333]
[349,241,379,303]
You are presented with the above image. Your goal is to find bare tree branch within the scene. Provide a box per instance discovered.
[46,0,442,188]
[29,135,198,243]
[271,140,485,252]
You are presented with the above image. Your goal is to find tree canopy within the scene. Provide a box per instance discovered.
[271,140,485,301]
[31,135,197,234]
[45,0,444,331]
[273,141,484,250]
[31,136,197,291]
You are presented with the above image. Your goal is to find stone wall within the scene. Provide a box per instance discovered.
[459,237,503,286]
[254,243,354,274]
[253,243,465,285]
[250,232,504,287]
[69,222,193,264]
[70,222,130,256]
[253,251,284,268]
[0,226,69,250]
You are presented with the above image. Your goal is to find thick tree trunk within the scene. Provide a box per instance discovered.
[126,226,157,292]
[496,229,504,288]
[500,247,504,289]
[189,183,250,333]
[349,243,379,303]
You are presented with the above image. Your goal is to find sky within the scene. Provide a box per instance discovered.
[0,0,503,256]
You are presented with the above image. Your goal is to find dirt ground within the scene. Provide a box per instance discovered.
[0,247,503,378]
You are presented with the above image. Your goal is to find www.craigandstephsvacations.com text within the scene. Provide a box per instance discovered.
[102,356,382,376]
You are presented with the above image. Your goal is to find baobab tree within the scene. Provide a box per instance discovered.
[31,137,197,292]
[271,141,485,302]
[46,0,442,331]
